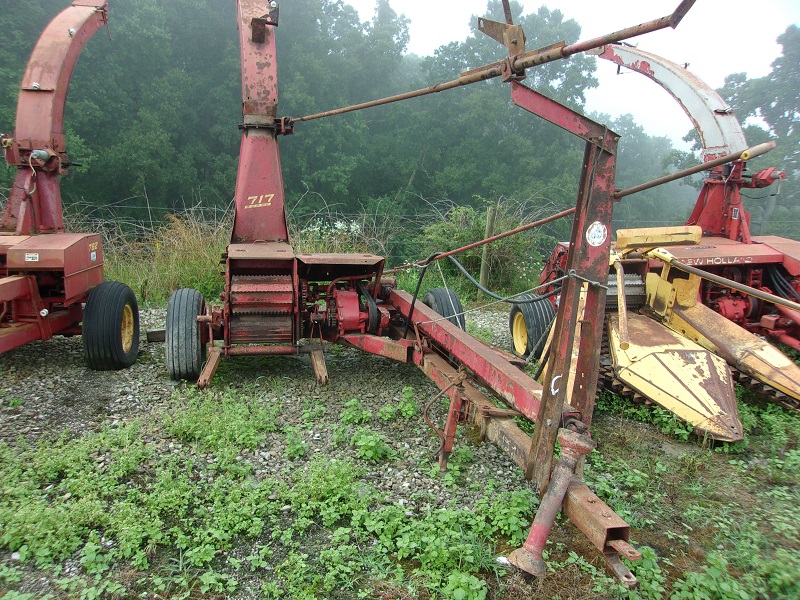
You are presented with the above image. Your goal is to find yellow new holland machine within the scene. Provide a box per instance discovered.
[515,46,800,442]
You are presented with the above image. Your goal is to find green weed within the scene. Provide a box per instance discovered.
[284,427,308,459]
[104,211,229,305]
[672,552,751,600]
[340,398,372,425]
[164,386,278,453]
[398,386,419,418]
[350,428,395,462]
[466,321,494,345]
[378,404,398,421]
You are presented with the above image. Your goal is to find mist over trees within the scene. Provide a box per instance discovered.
[1,0,797,256]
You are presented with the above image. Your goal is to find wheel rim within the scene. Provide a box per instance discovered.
[121,304,134,353]
[512,311,528,356]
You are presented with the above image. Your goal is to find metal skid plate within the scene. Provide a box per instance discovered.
[296,253,384,281]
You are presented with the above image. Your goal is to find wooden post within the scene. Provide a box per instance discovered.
[477,204,497,301]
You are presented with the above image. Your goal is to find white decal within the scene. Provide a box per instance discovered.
[90,251,97,262]
[25,253,39,262]
[550,374,563,396]
[586,221,608,247]
[684,256,753,266]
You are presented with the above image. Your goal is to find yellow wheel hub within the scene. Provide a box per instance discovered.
[512,311,528,356]
[121,304,134,353]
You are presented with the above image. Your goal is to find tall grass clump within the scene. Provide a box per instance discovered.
[103,211,230,306]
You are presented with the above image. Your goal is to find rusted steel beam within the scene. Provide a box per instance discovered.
[197,347,222,389]
[509,429,596,577]
[510,83,619,153]
[613,142,776,199]
[421,352,534,473]
[338,333,411,363]
[294,1,695,124]
[420,351,636,581]
[389,289,560,423]
[511,0,695,73]
[563,481,639,586]
[515,87,617,490]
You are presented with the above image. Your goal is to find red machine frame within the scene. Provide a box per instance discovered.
[161,0,701,582]
[1,0,139,369]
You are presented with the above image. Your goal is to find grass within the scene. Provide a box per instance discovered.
[2,369,799,598]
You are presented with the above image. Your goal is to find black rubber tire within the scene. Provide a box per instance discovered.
[83,281,140,370]
[422,288,466,330]
[165,288,206,381]
[509,294,556,359]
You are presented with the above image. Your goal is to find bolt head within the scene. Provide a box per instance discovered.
[270,1,277,7]
[68,28,76,36]
[39,309,49,317]
[32,82,41,91]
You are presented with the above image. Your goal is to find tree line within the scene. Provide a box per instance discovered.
[1,1,797,255]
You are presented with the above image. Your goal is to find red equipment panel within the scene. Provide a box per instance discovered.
[7,233,103,304]
[0,236,31,270]
[666,236,784,267]
[752,236,800,276]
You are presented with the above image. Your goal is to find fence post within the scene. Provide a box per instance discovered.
[477,204,497,302]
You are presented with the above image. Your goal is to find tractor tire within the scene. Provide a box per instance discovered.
[509,294,556,359]
[83,281,140,370]
[422,288,466,330]
[166,288,206,381]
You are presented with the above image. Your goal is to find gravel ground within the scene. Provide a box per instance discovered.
[0,304,553,597]
[0,304,527,506]
[2,303,643,600]
[0,305,514,446]
[0,308,177,446]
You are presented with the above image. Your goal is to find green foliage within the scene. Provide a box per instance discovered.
[301,399,325,427]
[597,390,694,441]
[411,200,551,300]
[435,445,475,487]
[671,552,752,600]
[0,564,23,585]
[624,546,669,599]
[164,386,278,453]
[350,428,395,462]
[466,320,495,344]
[340,398,373,425]
[584,449,662,528]
[398,386,419,419]
[102,212,229,305]
[378,404,398,421]
[284,427,309,459]
[0,422,151,566]
[441,571,488,600]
